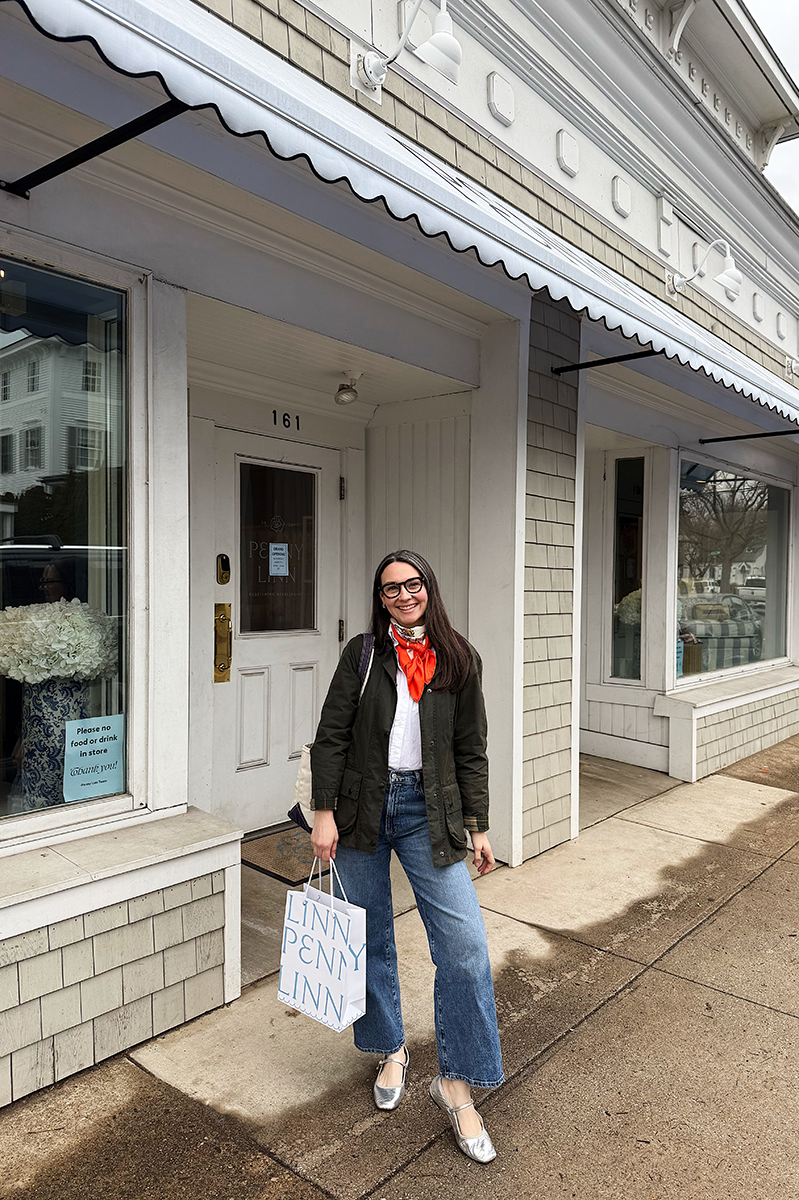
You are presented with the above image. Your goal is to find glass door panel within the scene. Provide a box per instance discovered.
[239,462,315,632]
[611,457,644,680]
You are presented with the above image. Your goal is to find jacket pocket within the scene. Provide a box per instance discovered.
[335,767,363,835]
[340,767,363,800]
[442,782,467,849]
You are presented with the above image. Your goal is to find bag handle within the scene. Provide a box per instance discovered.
[307,856,350,906]
[329,858,348,904]
[306,857,323,892]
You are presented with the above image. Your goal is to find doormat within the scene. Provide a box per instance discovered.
[241,824,329,886]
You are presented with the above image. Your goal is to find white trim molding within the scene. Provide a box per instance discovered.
[580,730,669,773]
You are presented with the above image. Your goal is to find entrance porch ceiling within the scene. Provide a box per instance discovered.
[186,293,472,416]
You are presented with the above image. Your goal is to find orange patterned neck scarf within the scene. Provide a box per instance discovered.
[390,625,436,702]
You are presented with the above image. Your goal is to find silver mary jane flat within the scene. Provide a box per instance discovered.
[373,1046,409,1111]
[428,1074,497,1164]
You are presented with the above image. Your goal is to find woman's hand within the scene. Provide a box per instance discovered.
[311,809,339,863]
[471,832,495,875]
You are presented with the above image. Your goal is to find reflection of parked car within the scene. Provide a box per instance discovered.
[678,594,763,671]
[738,576,766,616]
[678,578,719,595]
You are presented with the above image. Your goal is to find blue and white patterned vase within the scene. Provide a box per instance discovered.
[16,677,90,809]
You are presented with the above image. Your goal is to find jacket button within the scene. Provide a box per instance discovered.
[439,851,445,857]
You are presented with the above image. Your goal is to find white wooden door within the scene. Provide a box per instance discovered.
[204,427,341,832]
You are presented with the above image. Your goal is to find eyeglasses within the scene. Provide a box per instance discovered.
[379,575,425,599]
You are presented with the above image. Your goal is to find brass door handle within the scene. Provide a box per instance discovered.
[214,604,232,682]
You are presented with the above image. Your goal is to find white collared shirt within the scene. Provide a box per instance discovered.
[388,627,423,770]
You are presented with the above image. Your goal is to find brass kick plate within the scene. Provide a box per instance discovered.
[214,603,232,682]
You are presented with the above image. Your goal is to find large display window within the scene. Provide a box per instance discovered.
[677,460,789,677]
[0,257,127,815]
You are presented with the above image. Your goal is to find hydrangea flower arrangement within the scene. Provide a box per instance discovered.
[0,598,117,684]
[615,588,642,626]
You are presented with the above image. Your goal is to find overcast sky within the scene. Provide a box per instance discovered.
[745,0,799,212]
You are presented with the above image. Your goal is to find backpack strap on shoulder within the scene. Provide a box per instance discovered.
[357,632,375,699]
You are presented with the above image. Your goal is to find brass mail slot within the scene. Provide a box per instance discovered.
[214,603,232,683]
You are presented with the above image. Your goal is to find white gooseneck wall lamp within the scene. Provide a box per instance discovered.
[668,239,743,302]
[357,0,462,92]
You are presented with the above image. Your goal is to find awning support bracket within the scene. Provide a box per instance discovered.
[0,99,189,199]
[698,430,799,444]
[551,349,661,376]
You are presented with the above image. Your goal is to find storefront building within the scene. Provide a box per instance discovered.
[1,0,799,1104]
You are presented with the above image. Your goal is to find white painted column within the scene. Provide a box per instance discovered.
[570,369,587,839]
[468,318,529,867]
[147,280,190,811]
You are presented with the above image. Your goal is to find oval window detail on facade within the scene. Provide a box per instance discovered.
[0,257,127,817]
[612,457,645,680]
[677,460,789,677]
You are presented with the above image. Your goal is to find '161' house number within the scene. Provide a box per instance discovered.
[273,410,301,431]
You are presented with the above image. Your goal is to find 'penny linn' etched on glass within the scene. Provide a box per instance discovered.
[240,463,316,632]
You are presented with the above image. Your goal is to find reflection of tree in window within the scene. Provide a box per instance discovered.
[678,460,789,674]
[679,468,767,593]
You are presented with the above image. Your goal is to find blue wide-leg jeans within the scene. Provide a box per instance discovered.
[334,769,504,1089]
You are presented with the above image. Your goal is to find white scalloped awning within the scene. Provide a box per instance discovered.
[8,0,799,422]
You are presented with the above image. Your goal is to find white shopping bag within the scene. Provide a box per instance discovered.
[277,858,367,1032]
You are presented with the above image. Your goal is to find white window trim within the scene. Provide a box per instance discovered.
[0,232,187,847]
[82,358,103,393]
[22,424,43,470]
[68,423,106,470]
[671,450,795,692]
[26,358,40,393]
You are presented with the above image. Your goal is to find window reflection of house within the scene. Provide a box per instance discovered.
[0,335,122,538]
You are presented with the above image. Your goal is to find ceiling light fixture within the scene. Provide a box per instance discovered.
[357,0,462,92]
[668,238,743,301]
[334,377,360,405]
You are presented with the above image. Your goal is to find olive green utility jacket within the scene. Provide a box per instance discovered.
[310,633,489,868]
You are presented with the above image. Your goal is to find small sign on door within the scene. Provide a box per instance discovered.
[269,542,289,577]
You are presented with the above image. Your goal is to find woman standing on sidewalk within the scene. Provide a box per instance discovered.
[310,550,503,1164]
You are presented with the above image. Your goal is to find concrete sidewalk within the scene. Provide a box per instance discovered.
[3,765,799,1199]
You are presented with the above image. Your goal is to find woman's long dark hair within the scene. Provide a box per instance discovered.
[370,550,473,693]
